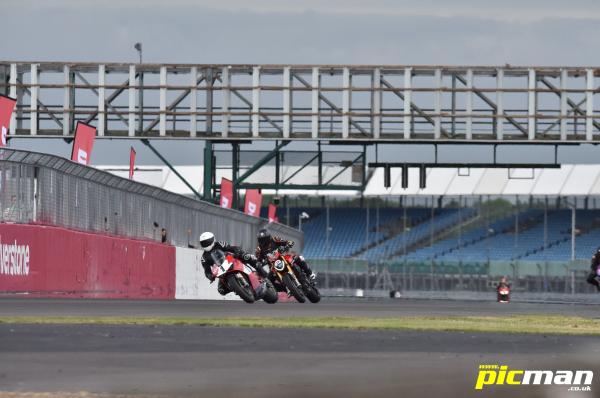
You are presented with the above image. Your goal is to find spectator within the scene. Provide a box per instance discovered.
[187,229,196,248]
[161,228,168,244]
[152,221,159,240]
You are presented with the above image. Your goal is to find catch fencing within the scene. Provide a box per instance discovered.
[308,258,596,296]
[0,148,302,252]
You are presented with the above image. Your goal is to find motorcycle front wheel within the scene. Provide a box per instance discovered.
[227,273,255,303]
[282,273,306,303]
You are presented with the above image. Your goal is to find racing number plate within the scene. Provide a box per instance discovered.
[217,260,232,277]
[274,259,285,271]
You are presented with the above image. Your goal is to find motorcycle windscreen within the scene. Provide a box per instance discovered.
[210,249,225,265]
[211,250,232,276]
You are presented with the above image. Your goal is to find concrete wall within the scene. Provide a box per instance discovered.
[175,246,240,300]
[0,223,175,299]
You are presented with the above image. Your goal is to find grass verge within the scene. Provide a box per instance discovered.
[0,315,599,335]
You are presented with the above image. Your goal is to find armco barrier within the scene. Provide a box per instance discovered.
[0,223,175,299]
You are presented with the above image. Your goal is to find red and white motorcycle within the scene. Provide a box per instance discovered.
[497,285,510,303]
[210,249,278,304]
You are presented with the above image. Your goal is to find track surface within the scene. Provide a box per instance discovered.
[1,298,599,398]
[1,297,599,318]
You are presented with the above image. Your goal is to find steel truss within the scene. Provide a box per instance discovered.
[2,62,600,142]
[204,141,367,203]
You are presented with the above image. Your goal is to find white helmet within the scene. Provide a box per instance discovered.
[199,231,215,251]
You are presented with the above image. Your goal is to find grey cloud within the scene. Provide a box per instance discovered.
[1,5,599,66]
[6,0,600,21]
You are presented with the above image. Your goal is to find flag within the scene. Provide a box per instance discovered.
[220,178,233,209]
[0,95,17,148]
[129,147,136,180]
[244,189,262,217]
[268,203,278,223]
[70,122,96,165]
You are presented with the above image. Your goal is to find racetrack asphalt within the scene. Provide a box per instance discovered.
[0,298,599,398]
[0,297,599,318]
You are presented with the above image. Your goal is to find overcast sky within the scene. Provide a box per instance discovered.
[4,0,600,165]
[4,0,600,66]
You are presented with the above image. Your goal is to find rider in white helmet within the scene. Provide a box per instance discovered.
[198,231,263,295]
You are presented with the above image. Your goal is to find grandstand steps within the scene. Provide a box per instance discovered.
[511,211,600,261]
[513,236,570,260]
[348,211,432,257]
[430,213,482,243]
[441,211,547,261]
[516,217,600,261]
[393,209,548,263]
[435,229,501,259]
[389,211,479,258]
[504,211,546,234]
[426,211,516,260]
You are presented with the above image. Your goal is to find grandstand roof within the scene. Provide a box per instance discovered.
[99,164,600,197]
[365,165,600,197]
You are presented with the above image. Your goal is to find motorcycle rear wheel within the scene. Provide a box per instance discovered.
[298,272,321,303]
[227,273,255,303]
[262,280,278,304]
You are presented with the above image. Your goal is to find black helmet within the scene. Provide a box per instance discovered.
[257,228,271,249]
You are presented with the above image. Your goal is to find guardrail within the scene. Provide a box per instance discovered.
[0,148,302,252]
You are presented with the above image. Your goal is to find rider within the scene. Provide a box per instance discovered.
[496,277,510,291]
[496,276,509,290]
[254,228,316,281]
[496,276,510,301]
[586,246,600,292]
[198,231,264,295]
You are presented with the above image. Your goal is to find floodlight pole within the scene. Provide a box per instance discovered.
[571,203,576,262]
[134,43,143,135]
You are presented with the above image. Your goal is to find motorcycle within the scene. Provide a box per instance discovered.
[265,249,306,303]
[594,268,600,286]
[265,250,321,303]
[497,285,510,303]
[210,249,278,304]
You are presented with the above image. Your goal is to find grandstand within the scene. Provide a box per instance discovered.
[297,206,600,263]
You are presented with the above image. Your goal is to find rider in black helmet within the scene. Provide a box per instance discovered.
[255,228,315,281]
[586,246,600,292]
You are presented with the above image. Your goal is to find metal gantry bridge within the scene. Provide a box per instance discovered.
[1,61,600,142]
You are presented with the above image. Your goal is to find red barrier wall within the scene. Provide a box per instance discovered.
[0,223,175,299]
